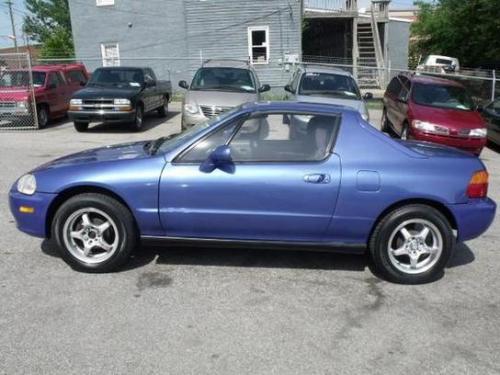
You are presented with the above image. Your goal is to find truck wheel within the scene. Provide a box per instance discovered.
[130,105,144,132]
[37,105,49,129]
[74,122,89,132]
[52,193,137,273]
[157,97,169,118]
[369,204,454,284]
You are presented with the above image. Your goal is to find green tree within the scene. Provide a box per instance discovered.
[411,0,500,68]
[23,0,74,58]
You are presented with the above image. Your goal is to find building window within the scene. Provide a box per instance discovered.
[101,43,120,67]
[96,0,114,6]
[248,26,269,64]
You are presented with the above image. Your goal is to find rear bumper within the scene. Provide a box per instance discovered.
[447,198,496,242]
[411,131,487,155]
[9,189,57,238]
[68,109,136,123]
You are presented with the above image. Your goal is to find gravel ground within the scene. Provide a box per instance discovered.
[0,103,499,375]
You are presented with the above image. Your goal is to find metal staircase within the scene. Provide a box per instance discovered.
[356,20,380,87]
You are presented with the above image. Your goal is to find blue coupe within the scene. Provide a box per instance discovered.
[9,102,496,283]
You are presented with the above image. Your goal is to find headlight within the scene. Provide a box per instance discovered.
[70,99,82,106]
[16,101,27,108]
[184,103,199,115]
[114,98,131,105]
[468,128,487,138]
[412,120,450,136]
[17,174,36,195]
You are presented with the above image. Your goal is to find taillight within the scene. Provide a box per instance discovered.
[467,170,489,198]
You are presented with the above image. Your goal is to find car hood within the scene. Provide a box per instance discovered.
[33,141,151,172]
[295,95,364,112]
[72,86,142,100]
[185,90,257,108]
[411,103,485,130]
[0,88,31,101]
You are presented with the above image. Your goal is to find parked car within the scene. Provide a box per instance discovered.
[0,64,89,128]
[480,98,500,146]
[68,67,172,132]
[10,101,496,284]
[382,74,487,155]
[284,64,372,121]
[416,55,460,74]
[178,59,270,129]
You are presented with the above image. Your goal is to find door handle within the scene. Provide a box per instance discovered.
[304,173,331,184]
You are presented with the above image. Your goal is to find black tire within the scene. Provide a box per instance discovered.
[37,105,49,129]
[130,105,144,132]
[381,108,391,133]
[74,121,89,132]
[157,96,169,118]
[369,204,454,284]
[52,193,137,273]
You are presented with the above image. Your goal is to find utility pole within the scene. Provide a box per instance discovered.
[6,0,19,53]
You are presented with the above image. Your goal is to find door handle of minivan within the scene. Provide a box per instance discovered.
[304,174,331,184]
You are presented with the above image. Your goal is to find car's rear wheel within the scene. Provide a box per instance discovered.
[52,193,137,272]
[369,204,454,284]
[74,121,89,132]
[157,96,169,118]
[130,105,144,132]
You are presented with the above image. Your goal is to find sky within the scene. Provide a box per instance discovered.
[0,0,27,48]
[0,0,420,49]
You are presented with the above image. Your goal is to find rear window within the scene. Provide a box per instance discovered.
[412,83,474,111]
[89,68,144,88]
[436,59,453,65]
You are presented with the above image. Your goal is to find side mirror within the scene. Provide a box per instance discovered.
[258,84,271,93]
[363,92,374,100]
[79,81,86,87]
[476,104,484,113]
[284,84,293,93]
[178,80,189,90]
[200,145,233,172]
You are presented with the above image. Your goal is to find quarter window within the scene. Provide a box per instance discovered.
[101,43,120,67]
[248,26,269,64]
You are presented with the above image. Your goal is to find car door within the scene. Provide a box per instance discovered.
[384,76,402,131]
[45,72,66,114]
[145,68,162,109]
[159,111,342,242]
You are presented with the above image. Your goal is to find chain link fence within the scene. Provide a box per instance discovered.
[0,53,38,130]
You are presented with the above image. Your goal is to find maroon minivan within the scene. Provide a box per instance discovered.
[382,74,487,155]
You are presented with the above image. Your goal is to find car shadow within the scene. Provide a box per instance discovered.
[85,110,180,134]
[40,240,475,276]
[487,140,500,154]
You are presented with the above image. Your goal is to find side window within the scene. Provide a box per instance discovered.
[178,121,240,163]
[290,70,301,92]
[48,73,59,88]
[67,70,87,85]
[399,77,410,100]
[229,113,339,162]
[146,68,157,81]
[387,77,401,96]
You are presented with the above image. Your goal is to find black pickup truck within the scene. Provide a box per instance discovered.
[68,67,172,132]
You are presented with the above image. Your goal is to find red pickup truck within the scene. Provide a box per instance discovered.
[0,64,89,128]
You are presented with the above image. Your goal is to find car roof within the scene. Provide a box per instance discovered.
[408,74,464,88]
[300,64,353,77]
[202,59,252,70]
[95,66,147,71]
[31,64,85,72]
[241,101,358,115]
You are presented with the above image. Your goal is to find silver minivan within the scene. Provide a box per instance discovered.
[178,60,270,129]
[284,64,372,121]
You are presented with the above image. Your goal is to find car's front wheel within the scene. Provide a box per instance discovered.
[157,96,169,118]
[130,105,144,132]
[369,204,454,284]
[52,193,137,272]
[74,121,89,132]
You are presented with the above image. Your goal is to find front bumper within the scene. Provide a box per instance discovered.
[68,109,136,123]
[182,111,208,128]
[447,198,496,242]
[411,130,487,155]
[9,189,57,238]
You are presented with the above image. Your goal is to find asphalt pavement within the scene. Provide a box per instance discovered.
[0,103,499,374]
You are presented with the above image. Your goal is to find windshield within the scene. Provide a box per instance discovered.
[0,71,46,87]
[298,72,361,100]
[190,67,256,93]
[412,83,474,111]
[89,68,144,88]
[156,106,242,154]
